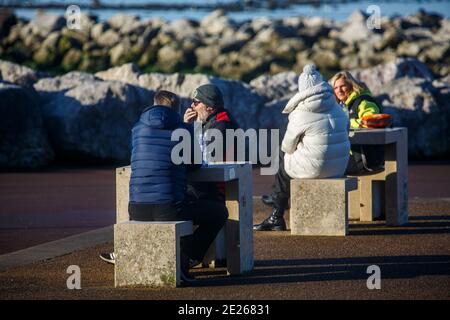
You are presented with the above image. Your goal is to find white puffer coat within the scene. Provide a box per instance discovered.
[281,81,350,179]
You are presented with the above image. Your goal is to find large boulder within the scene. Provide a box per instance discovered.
[212,49,272,82]
[351,59,448,157]
[161,19,200,41]
[28,12,66,37]
[249,71,298,101]
[350,57,433,94]
[107,14,140,34]
[0,82,54,169]
[200,10,237,36]
[0,59,45,87]
[336,10,383,44]
[34,72,155,162]
[95,64,265,130]
[376,77,449,157]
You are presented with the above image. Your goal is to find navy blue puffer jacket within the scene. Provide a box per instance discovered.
[129,105,187,204]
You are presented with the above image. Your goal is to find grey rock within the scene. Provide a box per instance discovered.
[249,71,298,101]
[195,46,220,68]
[403,27,434,41]
[311,50,340,70]
[107,14,140,32]
[200,10,237,36]
[119,20,147,36]
[300,16,333,40]
[350,59,449,157]
[250,17,273,33]
[396,40,423,57]
[212,50,271,82]
[337,10,383,44]
[95,63,140,84]
[271,38,305,63]
[376,77,448,157]
[34,71,154,161]
[29,12,65,37]
[95,64,265,130]
[156,44,192,73]
[90,22,110,41]
[0,82,54,169]
[346,59,448,158]
[41,31,61,49]
[109,39,133,66]
[162,19,200,41]
[0,59,44,87]
[350,57,433,95]
[96,29,120,47]
[420,42,450,63]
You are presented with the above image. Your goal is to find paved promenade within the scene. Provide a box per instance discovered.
[0,163,449,299]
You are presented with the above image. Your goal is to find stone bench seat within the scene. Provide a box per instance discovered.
[114,220,193,288]
[290,177,358,236]
[348,169,386,222]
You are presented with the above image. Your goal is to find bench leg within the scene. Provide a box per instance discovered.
[384,132,408,226]
[360,177,374,222]
[348,183,361,220]
[225,165,254,275]
[202,227,226,268]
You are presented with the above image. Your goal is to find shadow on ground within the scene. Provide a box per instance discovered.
[349,215,450,236]
[191,254,450,287]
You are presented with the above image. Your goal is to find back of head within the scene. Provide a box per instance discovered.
[154,90,180,111]
[192,84,224,110]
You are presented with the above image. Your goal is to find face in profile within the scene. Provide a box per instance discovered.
[191,99,212,123]
[333,78,353,102]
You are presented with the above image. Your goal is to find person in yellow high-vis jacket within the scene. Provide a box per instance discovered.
[330,71,381,128]
[330,71,384,173]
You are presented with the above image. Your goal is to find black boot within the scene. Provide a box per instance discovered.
[253,207,287,231]
[261,194,275,207]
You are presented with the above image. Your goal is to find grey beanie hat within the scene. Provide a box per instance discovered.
[193,84,224,109]
[297,64,323,92]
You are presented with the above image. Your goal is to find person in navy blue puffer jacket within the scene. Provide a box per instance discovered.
[129,99,187,206]
[100,91,228,283]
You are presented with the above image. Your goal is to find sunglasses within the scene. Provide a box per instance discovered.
[192,99,201,106]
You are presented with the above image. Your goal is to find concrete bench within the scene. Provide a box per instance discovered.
[348,170,385,221]
[116,163,253,275]
[114,220,193,288]
[290,178,358,236]
[348,128,408,226]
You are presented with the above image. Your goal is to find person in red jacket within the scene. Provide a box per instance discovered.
[183,84,239,202]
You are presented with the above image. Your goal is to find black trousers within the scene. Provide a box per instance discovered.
[129,199,228,262]
[272,150,291,210]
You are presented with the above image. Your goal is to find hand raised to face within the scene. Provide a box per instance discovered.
[183,107,198,123]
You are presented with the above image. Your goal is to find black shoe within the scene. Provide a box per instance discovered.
[253,208,287,231]
[180,270,196,285]
[261,194,275,206]
[99,252,115,264]
[189,258,202,269]
[180,251,197,284]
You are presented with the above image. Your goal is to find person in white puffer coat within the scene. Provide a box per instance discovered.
[254,64,350,231]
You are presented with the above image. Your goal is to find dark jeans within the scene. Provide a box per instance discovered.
[272,150,291,211]
[129,199,228,262]
[345,144,385,175]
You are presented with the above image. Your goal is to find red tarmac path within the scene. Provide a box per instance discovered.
[0,162,450,255]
